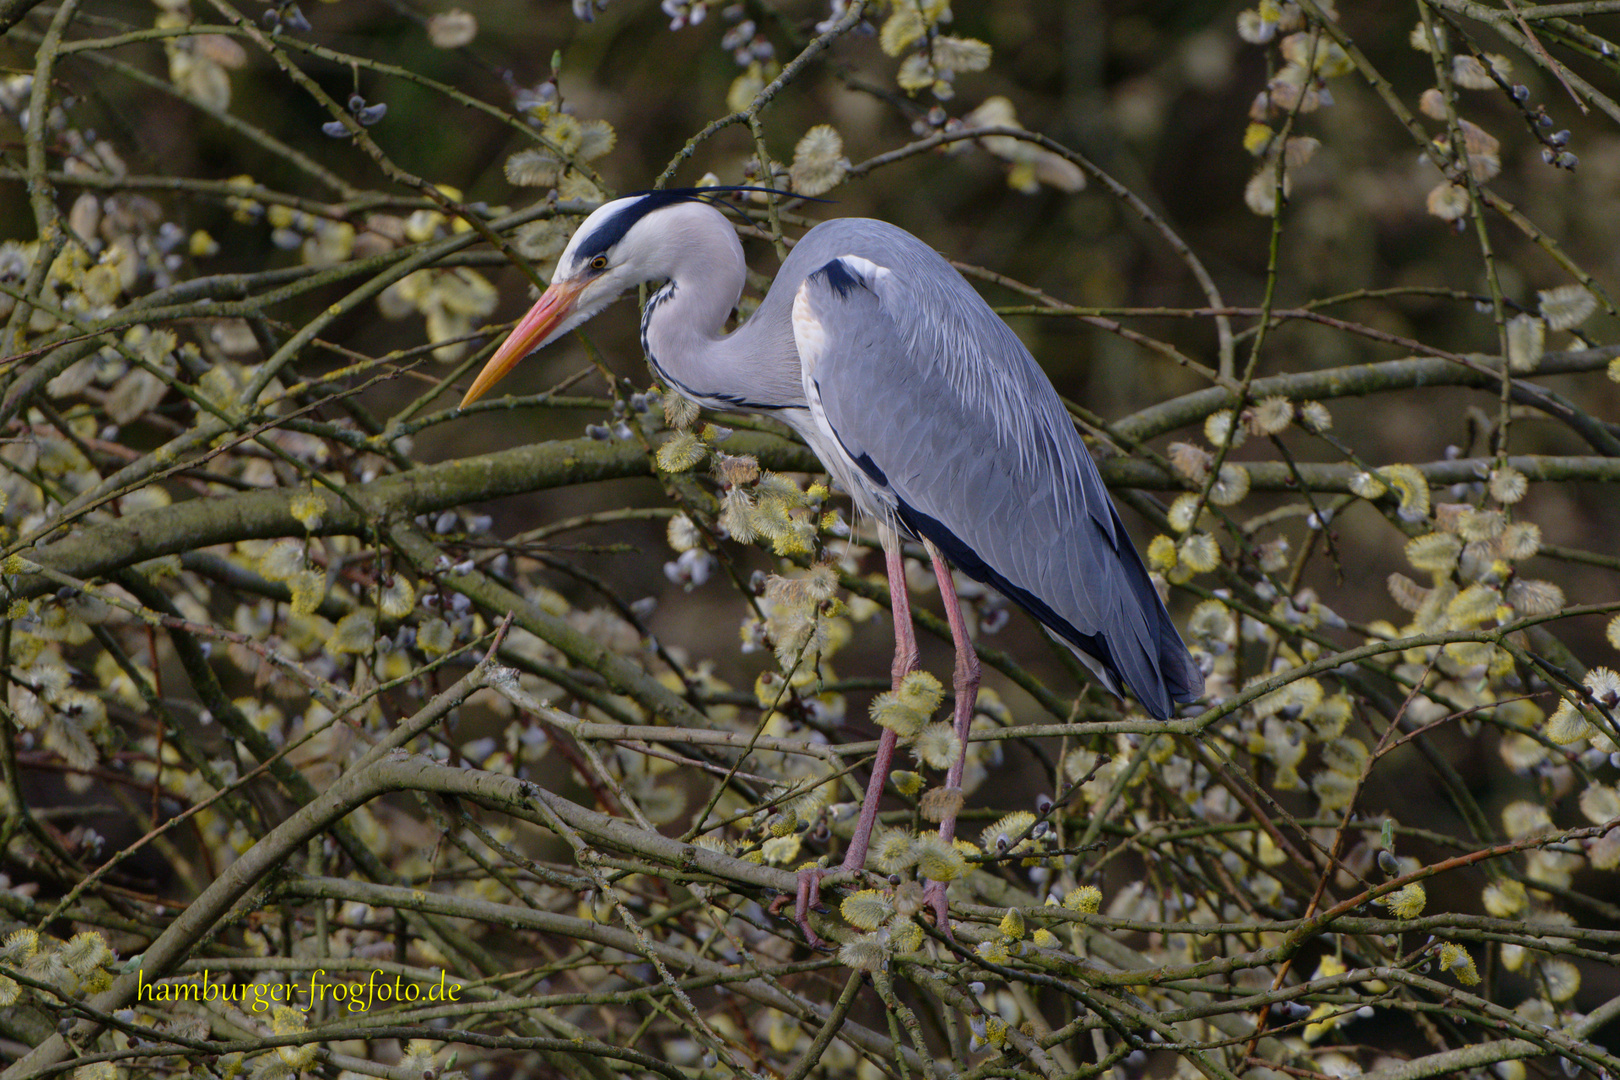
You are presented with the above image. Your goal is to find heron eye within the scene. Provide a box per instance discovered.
[589,255,608,272]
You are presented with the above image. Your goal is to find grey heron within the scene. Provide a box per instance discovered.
[461,189,1203,944]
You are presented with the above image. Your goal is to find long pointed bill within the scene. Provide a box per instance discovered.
[459,278,586,408]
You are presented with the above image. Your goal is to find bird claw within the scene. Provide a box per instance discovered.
[922,879,955,943]
[768,866,833,950]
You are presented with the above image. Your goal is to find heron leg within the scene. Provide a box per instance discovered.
[781,526,917,947]
[841,526,918,871]
[921,538,981,936]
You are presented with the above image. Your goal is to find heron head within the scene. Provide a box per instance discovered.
[458,192,727,408]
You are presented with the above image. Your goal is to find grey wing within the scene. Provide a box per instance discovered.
[793,256,1203,720]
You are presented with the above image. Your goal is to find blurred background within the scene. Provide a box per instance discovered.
[6,0,1620,868]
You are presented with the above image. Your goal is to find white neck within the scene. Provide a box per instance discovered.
[633,204,804,412]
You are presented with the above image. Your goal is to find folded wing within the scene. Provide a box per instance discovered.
[792,253,1203,719]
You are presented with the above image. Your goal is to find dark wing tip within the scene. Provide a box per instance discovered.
[1144,638,1204,719]
[1163,631,1206,705]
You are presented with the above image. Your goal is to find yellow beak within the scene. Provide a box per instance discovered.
[459,277,586,408]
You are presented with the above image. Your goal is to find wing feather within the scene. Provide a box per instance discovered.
[791,249,1202,719]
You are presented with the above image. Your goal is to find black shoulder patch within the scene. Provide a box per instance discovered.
[813,258,868,298]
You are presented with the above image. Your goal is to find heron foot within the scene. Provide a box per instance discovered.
[768,866,835,950]
[922,879,955,942]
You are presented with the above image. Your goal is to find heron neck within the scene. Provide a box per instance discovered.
[639,249,804,413]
